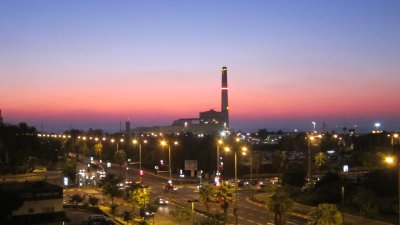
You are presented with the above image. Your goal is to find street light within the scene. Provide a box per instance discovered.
[374,122,381,131]
[390,134,399,146]
[242,146,254,196]
[312,121,316,132]
[217,140,223,173]
[188,199,199,225]
[224,146,248,225]
[307,136,315,180]
[384,156,399,225]
[161,140,178,181]
[133,139,147,182]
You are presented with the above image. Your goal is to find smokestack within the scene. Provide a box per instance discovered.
[125,119,131,141]
[221,66,229,128]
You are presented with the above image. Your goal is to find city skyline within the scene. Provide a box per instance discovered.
[1,1,399,132]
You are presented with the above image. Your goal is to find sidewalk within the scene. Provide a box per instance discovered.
[247,193,394,225]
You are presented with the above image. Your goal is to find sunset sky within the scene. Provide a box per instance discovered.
[1,1,399,132]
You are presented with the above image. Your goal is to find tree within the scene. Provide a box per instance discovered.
[308,203,342,225]
[123,210,132,225]
[199,183,216,212]
[215,182,233,222]
[272,150,287,172]
[314,152,327,169]
[88,195,99,208]
[169,206,191,225]
[114,149,127,175]
[100,174,123,205]
[351,187,378,217]
[126,184,150,214]
[266,189,293,225]
[313,173,342,203]
[71,193,84,209]
[94,143,103,158]
[281,162,306,187]
[65,158,77,181]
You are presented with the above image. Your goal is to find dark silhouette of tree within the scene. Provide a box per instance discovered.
[281,162,306,187]
[100,174,123,205]
[199,183,216,212]
[88,196,99,208]
[215,182,233,222]
[308,203,342,225]
[266,188,293,225]
[313,173,342,203]
[71,193,84,209]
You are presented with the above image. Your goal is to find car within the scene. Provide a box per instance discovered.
[155,197,169,205]
[140,206,155,218]
[32,166,47,173]
[88,214,115,225]
[163,183,177,192]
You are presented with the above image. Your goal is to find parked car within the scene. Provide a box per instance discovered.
[87,214,115,225]
[32,166,47,173]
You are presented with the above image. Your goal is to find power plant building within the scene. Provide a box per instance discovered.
[134,67,230,135]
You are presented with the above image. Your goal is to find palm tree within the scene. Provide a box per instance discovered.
[308,203,342,225]
[215,182,233,222]
[199,183,216,212]
[314,152,327,169]
[94,142,103,158]
[266,189,293,225]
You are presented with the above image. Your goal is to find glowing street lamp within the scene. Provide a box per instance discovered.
[374,122,381,131]
[224,145,248,225]
[312,121,316,131]
[217,140,223,173]
[161,140,178,181]
[307,136,315,180]
[133,139,147,182]
[384,155,400,225]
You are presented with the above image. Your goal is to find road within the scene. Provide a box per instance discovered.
[113,164,308,225]
[71,159,309,224]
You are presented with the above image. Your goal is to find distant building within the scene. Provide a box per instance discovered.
[200,109,225,125]
[0,181,63,222]
[125,119,132,140]
[133,67,230,135]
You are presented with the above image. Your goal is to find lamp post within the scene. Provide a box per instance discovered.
[224,146,248,225]
[245,147,254,197]
[217,140,223,173]
[188,199,199,225]
[133,139,147,182]
[307,136,314,180]
[161,140,178,182]
[312,121,316,132]
[391,133,399,146]
[384,156,400,225]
